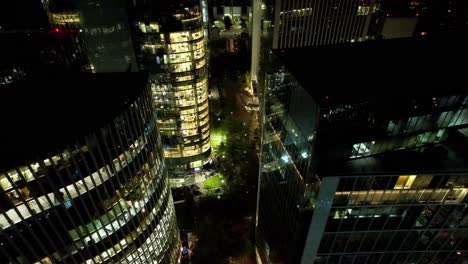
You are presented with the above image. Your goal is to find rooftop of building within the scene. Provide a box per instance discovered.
[0,1,49,30]
[0,30,82,70]
[132,0,200,17]
[131,0,202,31]
[272,36,468,109]
[0,72,149,170]
[319,138,468,177]
[272,36,468,176]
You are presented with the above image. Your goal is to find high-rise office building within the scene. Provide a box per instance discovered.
[250,0,468,82]
[0,0,90,85]
[42,0,138,72]
[414,0,468,37]
[256,38,468,264]
[0,72,179,264]
[39,0,211,182]
[129,0,211,182]
[0,30,90,86]
[269,0,424,49]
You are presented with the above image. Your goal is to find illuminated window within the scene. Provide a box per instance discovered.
[193,48,205,59]
[51,13,80,25]
[138,22,160,33]
[34,257,53,264]
[168,43,191,53]
[174,74,194,82]
[191,29,204,40]
[373,3,380,13]
[190,160,203,168]
[171,62,192,73]
[394,175,417,189]
[169,31,190,43]
[168,52,192,63]
[195,59,206,69]
[350,141,375,158]
[357,6,370,16]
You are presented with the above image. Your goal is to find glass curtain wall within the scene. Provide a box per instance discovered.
[0,86,179,264]
[316,173,468,264]
[256,54,319,263]
[133,1,211,178]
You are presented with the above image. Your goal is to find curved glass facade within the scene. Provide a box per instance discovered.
[133,0,211,176]
[0,84,179,264]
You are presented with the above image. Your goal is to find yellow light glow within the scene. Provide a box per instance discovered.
[394,175,417,189]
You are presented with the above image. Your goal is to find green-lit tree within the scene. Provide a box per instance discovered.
[191,195,255,264]
[218,116,258,194]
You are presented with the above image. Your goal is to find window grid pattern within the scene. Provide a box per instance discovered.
[275,0,378,49]
[321,94,468,159]
[257,53,468,264]
[257,63,319,263]
[135,3,211,173]
[315,174,468,264]
[0,87,179,264]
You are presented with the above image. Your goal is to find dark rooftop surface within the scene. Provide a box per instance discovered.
[0,1,49,30]
[273,36,468,108]
[319,141,468,176]
[0,72,149,170]
[133,0,199,10]
[0,31,84,72]
[1,32,54,64]
[272,36,468,176]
